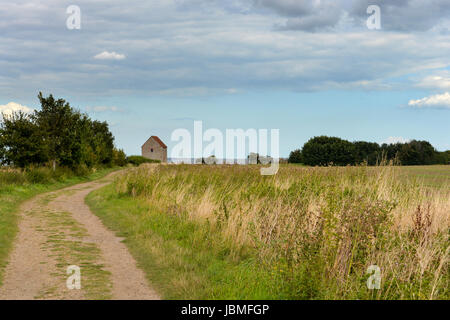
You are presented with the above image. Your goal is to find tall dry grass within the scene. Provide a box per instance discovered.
[114,164,449,299]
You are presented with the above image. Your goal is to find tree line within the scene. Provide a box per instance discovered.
[289,136,450,166]
[0,93,126,169]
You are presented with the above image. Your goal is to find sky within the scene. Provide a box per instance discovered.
[0,0,450,157]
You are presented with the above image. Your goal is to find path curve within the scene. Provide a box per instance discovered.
[0,171,160,300]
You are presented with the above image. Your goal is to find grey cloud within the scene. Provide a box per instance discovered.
[253,0,314,17]
[275,10,342,32]
[253,0,450,32]
[349,0,450,32]
[254,0,343,31]
[1,0,450,100]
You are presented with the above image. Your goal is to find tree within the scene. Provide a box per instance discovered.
[354,141,380,165]
[0,92,119,169]
[288,149,302,163]
[380,143,403,162]
[290,136,445,167]
[113,148,127,166]
[398,140,437,165]
[35,92,83,170]
[434,150,450,164]
[0,112,48,167]
[90,120,114,165]
[301,136,357,166]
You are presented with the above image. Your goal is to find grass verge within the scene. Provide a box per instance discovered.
[87,184,283,299]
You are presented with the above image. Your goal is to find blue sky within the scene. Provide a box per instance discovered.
[1,0,450,156]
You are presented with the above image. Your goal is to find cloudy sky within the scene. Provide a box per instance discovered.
[1,0,450,156]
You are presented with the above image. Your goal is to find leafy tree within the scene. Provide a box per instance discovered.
[301,136,356,166]
[0,92,122,169]
[35,92,83,169]
[434,150,450,164]
[288,149,302,163]
[291,136,447,166]
[398,140,437,165]
[380,143,403,162]
[354,141,380,165]
[90,120,114,165]
[0,112,48,167]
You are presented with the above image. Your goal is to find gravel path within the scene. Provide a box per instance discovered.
[0,172,160,300]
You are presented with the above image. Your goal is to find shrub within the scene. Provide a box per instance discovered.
[50,167,74,181]
[24,167,53,184]
[74,164,91,177]
[0,165,97,187]
[113,149,127,167]
[126,155,160,166]
[0,169,26,186]
[288,149,302,163]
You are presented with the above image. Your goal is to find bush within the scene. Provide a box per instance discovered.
[0,165,98,187]
[74,164,91,177]
[126,156,160,166]
[24,167,53,184]
[0,169,26,186]
[50,167,74,182]
[113,149,127,167]
[288,149,302,163]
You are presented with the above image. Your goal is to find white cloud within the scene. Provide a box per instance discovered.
[93,51,126,60]
[382,137,411,145]
[225,88,239,94]
[408,92,450,108]
[0,102,33,116]
[86,106,121,112]
[416,72,450,90]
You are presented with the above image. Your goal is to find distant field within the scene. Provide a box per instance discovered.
[88,164,449,300]
[396,165,450,188]
[288,164,450,189]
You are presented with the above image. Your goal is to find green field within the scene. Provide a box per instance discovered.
[87,164,450,300]
[397,165,450,188]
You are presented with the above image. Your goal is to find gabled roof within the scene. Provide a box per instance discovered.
[142,136,167,149]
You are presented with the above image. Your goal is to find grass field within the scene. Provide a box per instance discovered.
[397,165,450,189]
[87,164,449,300]
[0,167,120,285]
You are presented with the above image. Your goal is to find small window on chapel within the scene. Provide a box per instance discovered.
[151,148,154,152]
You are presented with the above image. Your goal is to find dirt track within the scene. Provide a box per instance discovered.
[0,172,160,300]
